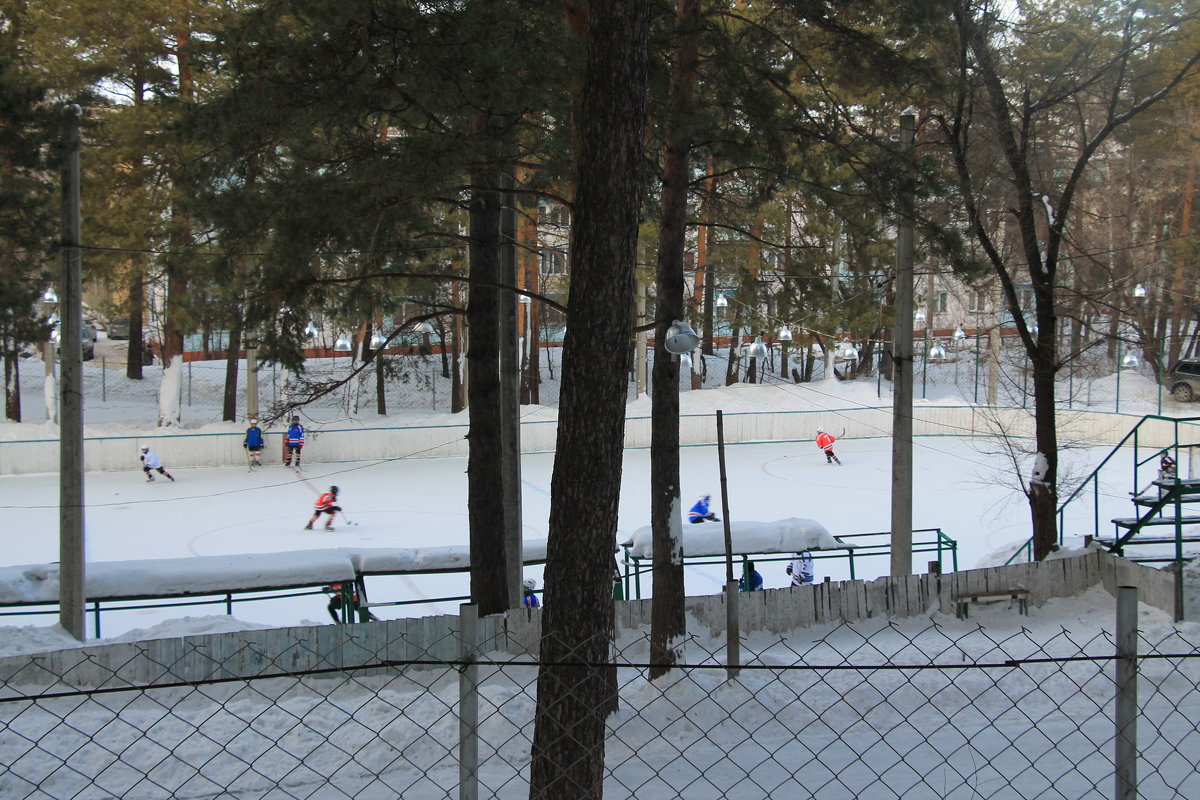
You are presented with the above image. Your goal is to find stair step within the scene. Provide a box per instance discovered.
[1099,535,1200,546]
[1112,516,1200,530]
[1151,478,1200,493]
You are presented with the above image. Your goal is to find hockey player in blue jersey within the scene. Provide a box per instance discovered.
[688,494,719,523]
[243,419,265,467]
[522,578,541,608]
[285,415,305,467]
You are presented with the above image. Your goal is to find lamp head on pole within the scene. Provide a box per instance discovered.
[304,322,319,340]
[42,288,58,304]
[1122,352,1139,370]
[914,309,927,325]
[414,321,435,334]
[1132,283,1147,299]
[333,335,352,352]
[369,333,386,349]
[746,336,769,359]
[777,326,792,342]
[715,294,728,309]
[664,320,701,355]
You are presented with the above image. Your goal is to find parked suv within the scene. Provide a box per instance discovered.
[52,325,95,360]
[1165,359,1200,402]
[107,316,130,339]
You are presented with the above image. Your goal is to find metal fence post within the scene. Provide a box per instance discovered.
[459,603,479,800]
[726,580,740,679]
[101,359,106,402]
[1115,585,1138,800]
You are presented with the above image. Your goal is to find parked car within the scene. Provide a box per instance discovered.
[107,316,131,339]
[1165,359,1200,402]
[53,325,95,360]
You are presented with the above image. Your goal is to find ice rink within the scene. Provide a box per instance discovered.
[0,435,1132,638]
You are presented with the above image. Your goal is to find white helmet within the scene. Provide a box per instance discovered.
[816,427,824,434]
[522,578,537,592]
[249,418,257,425]
[140,446,149,452]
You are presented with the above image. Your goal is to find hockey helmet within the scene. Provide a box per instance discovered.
[249,418,257,425]
[329,485,339,495]
[292,415,300,423]
[522,578,537,592]
[816,427,824,434]
[140,446,149,452]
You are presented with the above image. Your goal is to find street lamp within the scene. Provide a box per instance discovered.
[664,319,701,356]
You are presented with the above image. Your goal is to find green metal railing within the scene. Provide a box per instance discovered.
[1056,414,1200,544]
[3,529,960,637]
[617,528,958,601]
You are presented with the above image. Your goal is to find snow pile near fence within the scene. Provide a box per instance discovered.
[622,517,849,559]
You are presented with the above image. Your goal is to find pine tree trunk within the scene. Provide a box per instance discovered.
[467,170,507,617]
[4,351,19,422]
[649,0,699,682]
[126,274,145,380]
[222,326,241,422]
[530,1,650,796]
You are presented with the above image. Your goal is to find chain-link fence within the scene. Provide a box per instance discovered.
[2,588,1197,799]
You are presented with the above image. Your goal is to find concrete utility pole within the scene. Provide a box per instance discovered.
[59,104,86,640]
[245,343,259,422]
[890,110,916,578]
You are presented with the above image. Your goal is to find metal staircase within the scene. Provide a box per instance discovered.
[1103,476,1200,562]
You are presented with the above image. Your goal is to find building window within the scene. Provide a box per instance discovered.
[968,290,987,313]
[540,248,566,275]
[935,292,948,313]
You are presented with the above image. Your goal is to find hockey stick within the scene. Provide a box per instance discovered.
[338,508,359,526]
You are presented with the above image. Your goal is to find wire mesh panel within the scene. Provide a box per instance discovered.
[1,616,1198,799]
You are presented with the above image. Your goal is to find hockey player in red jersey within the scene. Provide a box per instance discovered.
[815,428,841,465]
[305,486,342,531]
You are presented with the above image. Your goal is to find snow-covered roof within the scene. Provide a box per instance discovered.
[621,518,852,560]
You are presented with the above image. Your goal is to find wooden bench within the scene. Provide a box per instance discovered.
[953,589,1029,619]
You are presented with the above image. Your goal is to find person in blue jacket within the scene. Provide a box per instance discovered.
[739,561,764,592]
[285,415,305,467]
[688,493,719,523]
[522,578,541,608]
[243,418,265,467]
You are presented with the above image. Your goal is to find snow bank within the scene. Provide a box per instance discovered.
[0,541,552,604]
[621,518,850,559]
